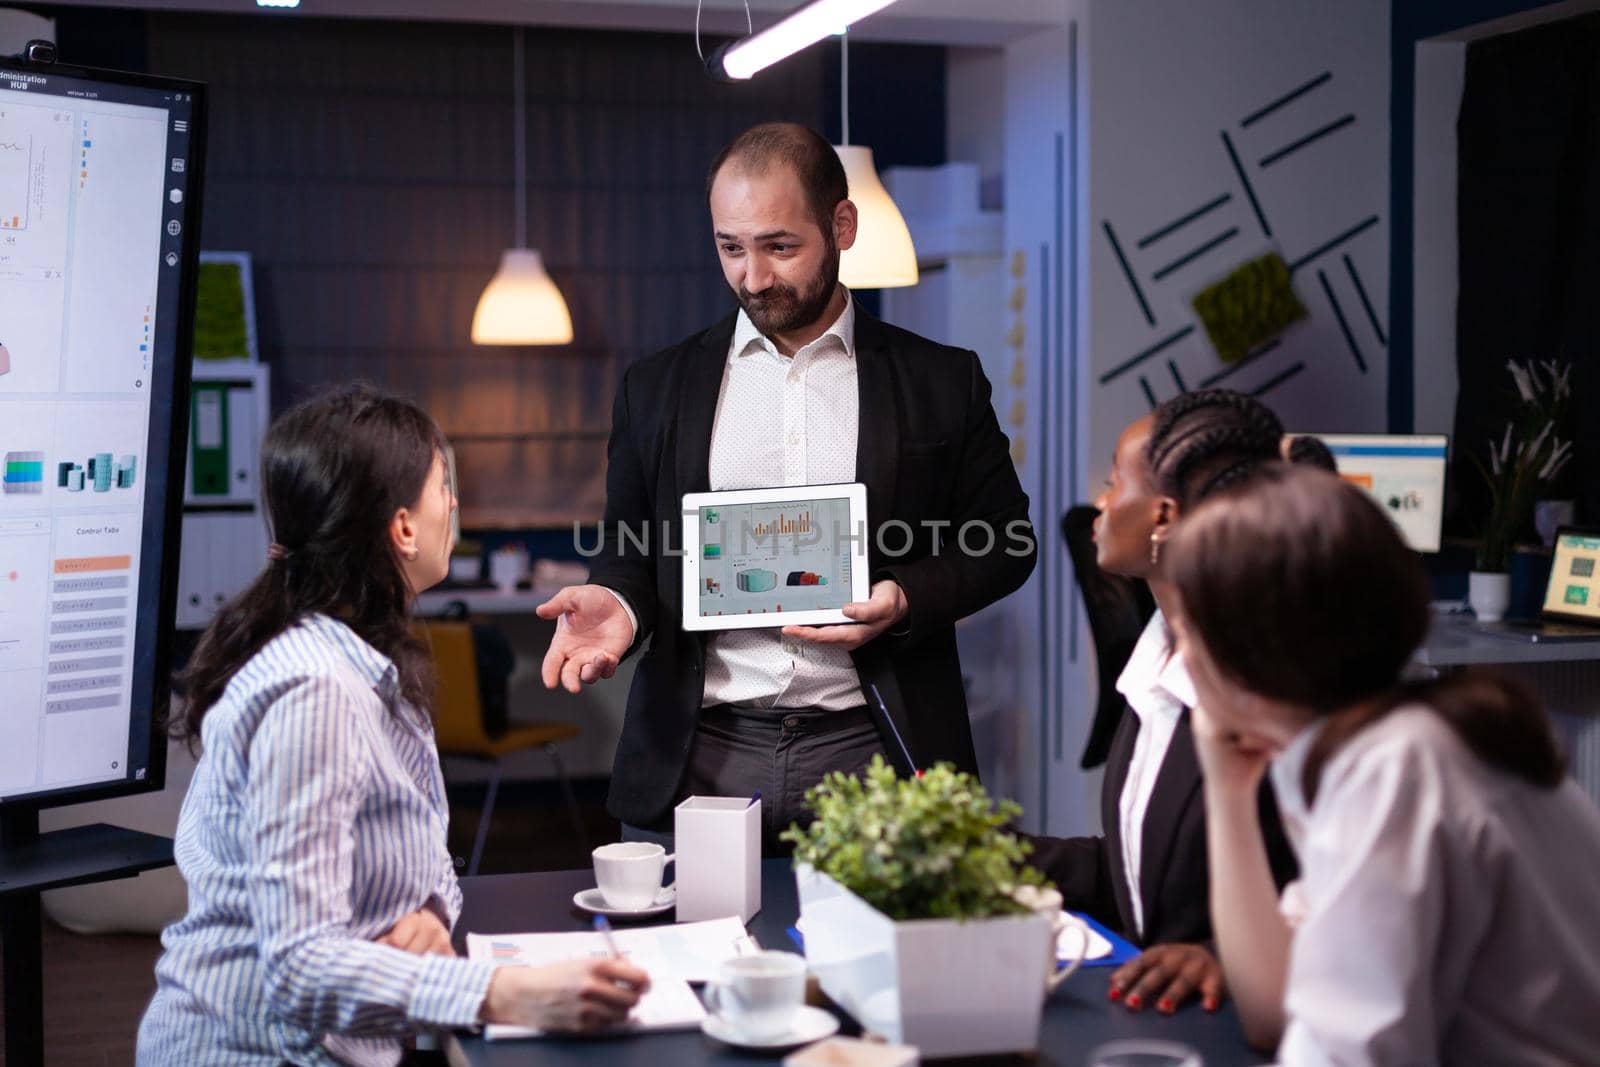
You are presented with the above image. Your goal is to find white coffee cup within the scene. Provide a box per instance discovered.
[1012,884,1092,993]
[592,842,675,911]
[703,950,807,1041]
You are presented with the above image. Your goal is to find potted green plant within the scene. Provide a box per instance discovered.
[1470,359,1573,621]
[784,758,1067,1058]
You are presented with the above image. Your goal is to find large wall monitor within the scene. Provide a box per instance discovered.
[0,53,204,808]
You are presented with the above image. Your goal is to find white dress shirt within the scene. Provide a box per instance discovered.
[700,295,864,710]
[1270,705,1600,1067]
[1113,610,1196,940]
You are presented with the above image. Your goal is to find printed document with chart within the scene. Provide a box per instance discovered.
[465,917,752,1038]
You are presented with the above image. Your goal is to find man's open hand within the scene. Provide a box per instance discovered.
[536,585,635,693]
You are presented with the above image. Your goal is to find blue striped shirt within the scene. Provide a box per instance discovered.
[137,614,496,1065]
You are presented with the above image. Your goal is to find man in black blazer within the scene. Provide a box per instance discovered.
[537,123,1036,841]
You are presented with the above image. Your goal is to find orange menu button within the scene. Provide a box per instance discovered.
[54,555,133,574]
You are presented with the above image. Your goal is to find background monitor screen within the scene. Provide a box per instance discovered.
[1544,530,1600,622]
[1314,434,1448,553]
[0,58,203,807]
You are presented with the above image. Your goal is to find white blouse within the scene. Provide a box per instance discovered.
[1270,705,1600,1066]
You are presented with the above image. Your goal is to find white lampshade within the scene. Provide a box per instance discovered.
[471,249,573,345]
[835,145,918,289]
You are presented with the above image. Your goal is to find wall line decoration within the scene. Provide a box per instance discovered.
[1137,193,1233,249]
[1288,214,1380,273]
[1343,252,1387,346]
[1199,338,1281,389]
[1220,130,1273,239]
[1100,324,1195,384]
[1102,221,1155,326]
[1259,113,1356,168]
[1317,268,1368,374]
[1152,226,1240,281]
[1241,70,1332,127]
[1248,361,1307,397]
[1095,36,1384,442]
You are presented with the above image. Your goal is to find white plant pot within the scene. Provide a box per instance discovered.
[795,864,1053,1059]
[1469,570,1511,623]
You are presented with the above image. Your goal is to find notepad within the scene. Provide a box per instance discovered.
[464,916,753,1039]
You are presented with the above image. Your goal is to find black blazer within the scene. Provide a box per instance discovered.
[589,308,1038,827]
[1028,705,1298,947]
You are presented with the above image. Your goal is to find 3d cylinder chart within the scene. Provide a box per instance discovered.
[57,452,138,493]
[735,568,778,593]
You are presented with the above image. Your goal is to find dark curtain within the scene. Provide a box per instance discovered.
[1455,14,1600,531]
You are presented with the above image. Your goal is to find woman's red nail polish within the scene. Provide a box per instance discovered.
[1126,994,1143,1010]
[1158,998,1175,1013]
[1107,987,1122,1001]
[1204,999,1219,1012]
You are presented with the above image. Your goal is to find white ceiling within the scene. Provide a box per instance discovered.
[37,0,1064,46]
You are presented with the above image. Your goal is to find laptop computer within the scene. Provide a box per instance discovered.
[1480,527,1600,642]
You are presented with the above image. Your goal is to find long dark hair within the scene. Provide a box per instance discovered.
[174,385,446,743]
[1169,464,1564,803]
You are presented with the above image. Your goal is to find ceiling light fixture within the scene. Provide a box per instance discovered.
[705,0,901,81]
[472,26,573,346]
[834,31,917,289]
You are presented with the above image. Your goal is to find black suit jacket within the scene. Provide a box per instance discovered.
[1027,705,1298,947]
[589,308,1038,827]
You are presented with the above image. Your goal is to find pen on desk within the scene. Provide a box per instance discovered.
[868,683,922,777]
[592,914,622,958]
[592,916,641,993]
[747,789,761,808]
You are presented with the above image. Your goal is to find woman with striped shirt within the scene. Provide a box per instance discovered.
[137,387,646,1066]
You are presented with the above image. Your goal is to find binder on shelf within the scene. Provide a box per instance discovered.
[190,383,230,497]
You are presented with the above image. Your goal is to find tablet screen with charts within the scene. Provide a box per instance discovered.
[681,484,870,631]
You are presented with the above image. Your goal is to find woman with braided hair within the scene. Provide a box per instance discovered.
[1029,388,1310,1016]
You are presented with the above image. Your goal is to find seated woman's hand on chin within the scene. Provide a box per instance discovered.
[1109,942,1223,1014]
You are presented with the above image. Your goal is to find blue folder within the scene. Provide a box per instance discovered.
[1068,911,1140,969]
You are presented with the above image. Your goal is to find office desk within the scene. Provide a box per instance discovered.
[1416,613,1600,807]
[448,862,1260,1066]
[1418,612,1600,668]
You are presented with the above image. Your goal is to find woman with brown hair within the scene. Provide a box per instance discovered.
[139,386,647,1066]
[1169,464,1600,1064]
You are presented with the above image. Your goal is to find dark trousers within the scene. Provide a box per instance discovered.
[651,704,885,853]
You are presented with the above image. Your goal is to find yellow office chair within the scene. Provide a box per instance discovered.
[419,619,585,876]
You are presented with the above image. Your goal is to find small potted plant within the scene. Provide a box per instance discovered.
[1470,359,1573,621]
[784,758,1058,1058]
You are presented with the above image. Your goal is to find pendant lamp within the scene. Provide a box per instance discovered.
[834,31,917,289]
[473,27,573,345]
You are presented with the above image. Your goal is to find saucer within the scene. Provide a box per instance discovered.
[572,886,675,918]
[701,1005,839,1049]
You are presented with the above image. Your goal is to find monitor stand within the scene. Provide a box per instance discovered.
[1,808,174,1067]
